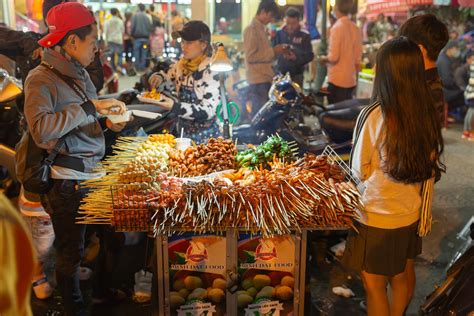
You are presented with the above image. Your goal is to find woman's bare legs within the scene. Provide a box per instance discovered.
[388,269,409,316]
[361,270,390,316]
[405,259,416,307]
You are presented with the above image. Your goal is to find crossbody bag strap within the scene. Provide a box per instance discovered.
[41,61,89,103]
[40,62,91,163]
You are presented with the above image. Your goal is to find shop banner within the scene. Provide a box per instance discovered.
[168,234,227,316]
[237,234,296,316]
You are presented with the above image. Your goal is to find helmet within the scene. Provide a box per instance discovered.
[268,73,303,106]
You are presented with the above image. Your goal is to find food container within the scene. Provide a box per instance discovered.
[175,138,192,151]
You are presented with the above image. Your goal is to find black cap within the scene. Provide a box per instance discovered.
[444,40,458,50]
[172,20,211,42]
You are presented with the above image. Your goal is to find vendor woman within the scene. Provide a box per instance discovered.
[148,21,221,143]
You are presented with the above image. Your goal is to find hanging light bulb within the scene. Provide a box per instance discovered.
[277,0,287,6]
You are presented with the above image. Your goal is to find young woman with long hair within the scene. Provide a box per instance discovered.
[342,36,445,316]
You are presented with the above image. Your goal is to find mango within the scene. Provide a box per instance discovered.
[208,288,225,303]
[170,292,185,308]
[212,278,227,291]
[173,279,185,291]
[237,293,254,308]
[241,278,253,290]
[178,288,189,299]
[184,276,203,290]
[253,274,271,290]
[246,287,258,298]
[276,285,293,301]
[256,286,275,299]
[188,287,207,300]
[280,276,295,288]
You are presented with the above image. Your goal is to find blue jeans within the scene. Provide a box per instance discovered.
[22,214,55,266]
[41,179,88,316]
[133,38,149,71]
[107,42,123,71]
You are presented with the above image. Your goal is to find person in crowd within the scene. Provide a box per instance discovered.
[387,16,398,32]
[171,10,186,57]
[148,21,220,143]
[437,40,466,112]
[103,8,124,72]
[343,37,445,316]
[462,56,474,140]
[243,0,289,116]
[319,0,362,104]
[0,193,36,316]
[21,3,127,315]
[131,3,152,71]
[359,16,369,44]
[455,50,474,90]
[171,10,185,33]
[123,12,134,62]
[272,7,314,87]
[373,13,393,43]
[398,13,450,126]
[149,4,162,28]
[149,5,165,59]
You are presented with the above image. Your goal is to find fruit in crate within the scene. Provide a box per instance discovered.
[207,288,225,303]
[253,274,271,290]
[184,275,203,290]
[275,285,293,300]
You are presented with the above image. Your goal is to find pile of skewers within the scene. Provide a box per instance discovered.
[77,134,363,236]
[149,154,362,236]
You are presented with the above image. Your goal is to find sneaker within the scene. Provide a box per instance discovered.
[32,277,54,299]
[462,131,470,139]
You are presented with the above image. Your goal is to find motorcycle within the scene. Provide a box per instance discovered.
[420,219,474,315]
[231,73,367,157]
[0,68,23,196]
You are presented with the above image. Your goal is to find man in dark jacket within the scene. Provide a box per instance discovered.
[131,3,152,71]
[272,7,314,87]
[437,40,465,110]
[398,14,449,126]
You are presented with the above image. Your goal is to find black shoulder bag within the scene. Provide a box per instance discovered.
[22,62,91,194]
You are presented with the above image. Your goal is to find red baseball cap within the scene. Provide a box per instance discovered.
[38,2,95,48]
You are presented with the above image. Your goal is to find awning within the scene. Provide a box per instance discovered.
[362,0,410,16]
[406,0,434,5]
[458,0,474,7]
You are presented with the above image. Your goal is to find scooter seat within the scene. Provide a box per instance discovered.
[319,105,365,144]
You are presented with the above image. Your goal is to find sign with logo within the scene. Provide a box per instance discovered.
[168,233,227,316]
[239,235,295,273]
[237,234,296,316]
[169,234,226,275]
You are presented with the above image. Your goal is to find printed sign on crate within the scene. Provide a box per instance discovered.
[237,234,296,316]
[168,234,227,316]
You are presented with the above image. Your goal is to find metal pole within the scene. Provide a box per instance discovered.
[321,0,328,44]
[220,74,231,139]
[167,0,172,38]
